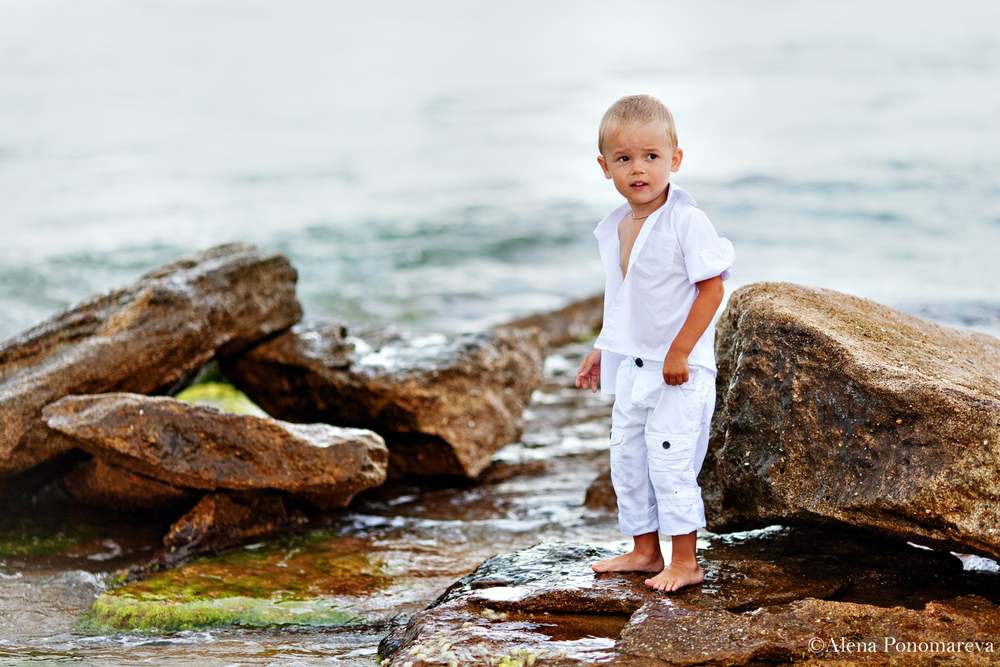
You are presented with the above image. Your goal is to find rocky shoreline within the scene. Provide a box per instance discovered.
[1,244,546,569]
[2,245,1000,665]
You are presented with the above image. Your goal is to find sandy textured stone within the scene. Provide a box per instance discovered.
[0,243,302,485]
[702,282,1000,559]
[504,294,603,348]
[43,393,387,509]
[224,322,544,477]
[62,458,195,511]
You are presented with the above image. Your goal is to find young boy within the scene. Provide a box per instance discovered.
[576,95,734,592]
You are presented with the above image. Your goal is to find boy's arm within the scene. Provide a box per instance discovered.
[575,349,602,393]
[662,275,725,386]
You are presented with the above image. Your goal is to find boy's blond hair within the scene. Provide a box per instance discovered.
[598,95,678,155]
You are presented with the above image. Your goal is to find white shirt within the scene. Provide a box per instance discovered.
[593,185,735,395]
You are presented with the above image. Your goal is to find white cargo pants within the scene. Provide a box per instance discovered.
[610,356,716,537]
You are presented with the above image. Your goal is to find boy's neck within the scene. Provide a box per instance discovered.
[628,183,670,220]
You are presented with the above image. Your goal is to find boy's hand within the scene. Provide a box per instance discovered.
[662,349,689,386]
[575,349,602,393]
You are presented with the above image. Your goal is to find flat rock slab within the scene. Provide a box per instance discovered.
[380,532,985,666]
[702,282,1000,559]
[43,393,387,510]
[0,243,302,483]
[224,322,544,478]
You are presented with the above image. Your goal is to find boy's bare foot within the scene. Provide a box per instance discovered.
[644,561,704,592]
[591,551,664,574]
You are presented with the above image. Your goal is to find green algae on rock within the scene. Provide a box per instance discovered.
[80,595,358,634]
[0,527,81,557]
[174,382,268,417]
[80,535,391,633]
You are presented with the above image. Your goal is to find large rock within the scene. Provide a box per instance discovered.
[379,532,994,667]
[223,323,545,478]
[702,282,1000,558]
[43,393,388,510]
[0,243,302,485]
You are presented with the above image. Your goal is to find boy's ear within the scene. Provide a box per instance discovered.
[597,155,613,179]
[671,148,684,173]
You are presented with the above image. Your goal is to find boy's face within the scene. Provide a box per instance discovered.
[598,121,682,217]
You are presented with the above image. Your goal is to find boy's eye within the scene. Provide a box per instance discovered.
[647,154,658,160]
[617,156,629,162]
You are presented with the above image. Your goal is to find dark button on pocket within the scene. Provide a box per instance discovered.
[662,441,670,449]
[635,358,644,368]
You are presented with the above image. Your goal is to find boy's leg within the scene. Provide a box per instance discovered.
[641,366,715,590]
[593,359,663,574]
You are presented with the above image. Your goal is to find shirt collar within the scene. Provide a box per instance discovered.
[593,184,695,240]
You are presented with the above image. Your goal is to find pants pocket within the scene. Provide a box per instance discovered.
[645,431,698,498]
[649,375,705,435]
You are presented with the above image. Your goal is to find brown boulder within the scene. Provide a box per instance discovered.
[503,294,603,348]
[584,462,617,511]
[62,458,195,511]
[223,322,545,478]
[43,393,387,509]
[0,243,302,485]
[702,282,1000,558]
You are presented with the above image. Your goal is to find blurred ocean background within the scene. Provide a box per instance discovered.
[2,0,999,341]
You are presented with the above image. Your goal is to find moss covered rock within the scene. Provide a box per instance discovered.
[174,382,268,417]
[80,534,390,633]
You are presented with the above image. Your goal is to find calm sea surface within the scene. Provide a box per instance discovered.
[1,1,999,340]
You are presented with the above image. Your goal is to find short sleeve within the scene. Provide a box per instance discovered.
[675,207,735,284]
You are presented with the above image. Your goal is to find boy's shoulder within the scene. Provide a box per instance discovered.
[652,186,709,235]
[670,184,698,208]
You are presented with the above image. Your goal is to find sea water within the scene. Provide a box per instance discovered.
[1,0,998,341]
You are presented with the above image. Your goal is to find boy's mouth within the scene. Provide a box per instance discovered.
[631,181,648,188]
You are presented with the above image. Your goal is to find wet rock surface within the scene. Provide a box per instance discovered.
[702,282,1000,559]
[43,393,388,510]
[224,322,545,478]
[380,532,1000,667]
[0,243,302,485]
[618,595,1000,666]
